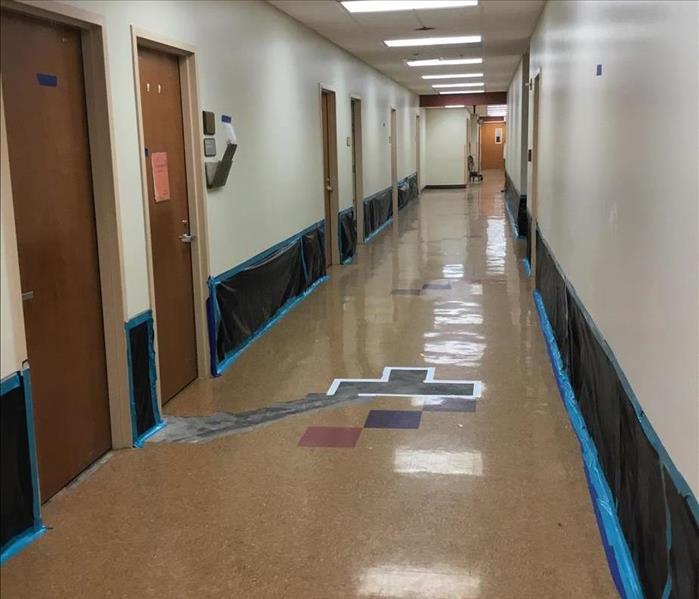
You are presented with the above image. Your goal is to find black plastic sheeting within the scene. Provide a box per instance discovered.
[128,320,157,438]
[535,228,699,598]
[339,208,356,263]
[364,187,392,239]
[302,227,326,284]
[504,172,528,237]
[213,224,326,367]
[1,376,34,550]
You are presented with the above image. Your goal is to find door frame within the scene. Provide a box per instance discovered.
[319,84,340,266]
[130,27,210,403]
[350,95,364,244]
[0,0,132,448]
[389,107,398,219]
[529,71,541,287]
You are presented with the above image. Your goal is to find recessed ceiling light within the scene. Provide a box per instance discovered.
[439,89,485,94]
[444,105,466,108]
[407,57,483,67]
[342,0,478,12]
[385,35,481,48]
[432,82,484,88]
[422,73,483,79]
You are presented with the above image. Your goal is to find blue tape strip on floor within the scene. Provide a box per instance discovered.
[213,275,328,376]
[365,216,393,243]
[533,290,643,599]
[0,526,46,565]
[521,258,531,278]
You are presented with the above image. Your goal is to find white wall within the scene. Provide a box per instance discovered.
[418,108,427,188]
[529,0,699,493]
[424,108,467,186]
[505,56,528,194]
[0,93,26,378]
[48,0,417,311]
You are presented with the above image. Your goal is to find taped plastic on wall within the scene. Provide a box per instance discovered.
[1,370,45,563]
[125,311,163,447]
[209,221,327,376]
[534,228,699,599]
[339,207,356,263]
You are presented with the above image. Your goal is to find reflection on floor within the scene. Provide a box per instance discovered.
[0,171,617,598]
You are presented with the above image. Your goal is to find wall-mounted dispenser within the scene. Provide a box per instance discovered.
[205,114,237,189]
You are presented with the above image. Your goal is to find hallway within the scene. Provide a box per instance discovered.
[0,173,616,598]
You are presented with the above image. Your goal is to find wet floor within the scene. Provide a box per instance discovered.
[0,171,616,598]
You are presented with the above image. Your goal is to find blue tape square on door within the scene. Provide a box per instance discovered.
[36,73,58,87]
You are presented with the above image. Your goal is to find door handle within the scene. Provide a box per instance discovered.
[179,219,195,244]
[22,291,34,301]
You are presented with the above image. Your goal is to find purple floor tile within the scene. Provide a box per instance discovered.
[364,410,422,429]
[422,398,477,412]
[391,288,422,295]
[298,426,362,448]
[422,282,452,290]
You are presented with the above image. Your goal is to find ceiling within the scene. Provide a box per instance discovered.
[268,0,545,95]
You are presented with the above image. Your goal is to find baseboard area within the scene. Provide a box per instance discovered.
[534,228,699,598]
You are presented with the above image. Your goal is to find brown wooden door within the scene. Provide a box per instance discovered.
[1,12,111,501]
[480,121,506,170]
[321,91,333,267]
[138,46,197,403]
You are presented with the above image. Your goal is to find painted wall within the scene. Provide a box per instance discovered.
[418,108,427,187]
[424,108,467,186]
[0,94,26,378]
[505,56,528,194]
[48,0,418,310]
[529,0,699,493]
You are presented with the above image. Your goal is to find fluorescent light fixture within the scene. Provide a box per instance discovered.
[407,57,482,67]
[342,0,478,13]
[444,105,465,108]
[487,104,507,117]
[432,82,484,88]
[385,35,481,48]
[422,73,483,80]
[439,89,485,94]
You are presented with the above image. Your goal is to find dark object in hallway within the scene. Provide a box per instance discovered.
[468,155,483,183]
[338,207,356,263]
[535,229,699,599]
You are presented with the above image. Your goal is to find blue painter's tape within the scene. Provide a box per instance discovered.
[221,114,232,123]
[533,290,643,599]
[36,73,57,87]
[365,217,393,243]
[213,275,328,376]
[521,258,531,278]
[212,220,324,284]
[0,371,22,396]
[1,526,46,565]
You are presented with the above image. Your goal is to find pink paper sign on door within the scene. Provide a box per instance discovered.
[151,151,171,202]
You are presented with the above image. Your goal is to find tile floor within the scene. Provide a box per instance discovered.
[0,171,617,598]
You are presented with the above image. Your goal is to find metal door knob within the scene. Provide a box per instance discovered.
[179,233,195,243]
